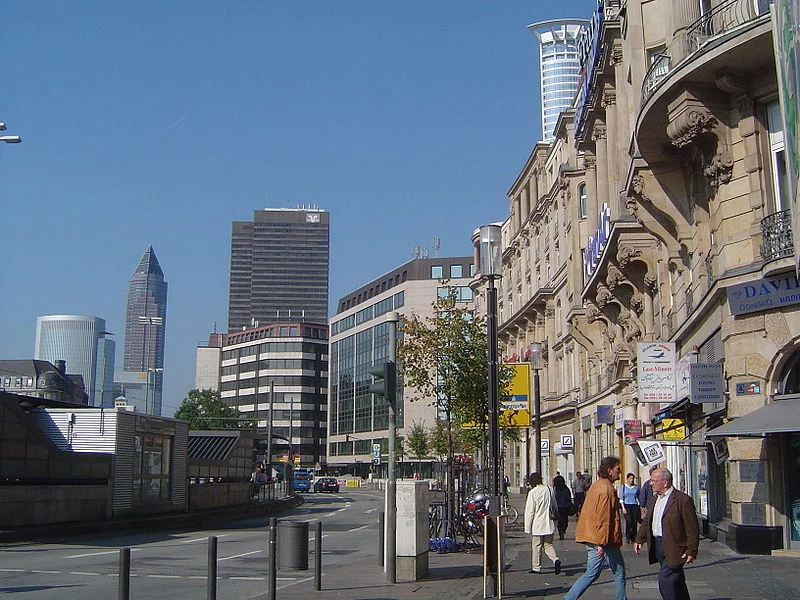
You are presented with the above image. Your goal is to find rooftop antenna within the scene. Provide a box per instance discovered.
[412,244,421,258]
[432,237,441,258]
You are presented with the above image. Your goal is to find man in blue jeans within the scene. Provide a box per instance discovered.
[563,456,627,600]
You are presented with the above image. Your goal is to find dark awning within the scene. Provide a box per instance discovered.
[707,397,800,437]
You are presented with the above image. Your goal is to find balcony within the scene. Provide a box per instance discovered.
[760,209,794,263]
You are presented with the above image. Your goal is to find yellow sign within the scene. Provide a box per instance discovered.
[464,363,531,428]
[661,418,685,440]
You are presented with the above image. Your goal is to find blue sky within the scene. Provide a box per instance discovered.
[0,1,594,416]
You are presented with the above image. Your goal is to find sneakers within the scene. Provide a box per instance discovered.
[554,559,562,575]
[528,569,541,574]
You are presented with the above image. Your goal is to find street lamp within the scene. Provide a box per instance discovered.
[146,368,163,415]
[138,315,163,415]
[0,121,22,144]
[529,342,544,476]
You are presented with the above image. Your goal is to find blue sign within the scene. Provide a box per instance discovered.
[583,203,611,278]
[726,273,800,316]
[575,1,605,139]
[596,405,614,424]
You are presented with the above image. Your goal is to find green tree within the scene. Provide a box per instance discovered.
[406,421,429,476]
[174,388,242,430]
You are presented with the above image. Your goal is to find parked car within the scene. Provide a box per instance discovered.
[313,477,340,493]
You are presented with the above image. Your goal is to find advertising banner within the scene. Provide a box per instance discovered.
[637,342,676,403]
[624,419,643,445]
[500,363,531,428]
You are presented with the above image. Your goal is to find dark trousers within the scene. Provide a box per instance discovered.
[624,503,640,542]
[574,491,585,514]
[654,537,690,600]
[556,507,569,539]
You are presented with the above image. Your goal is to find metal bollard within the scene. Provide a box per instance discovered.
[268,517,278,600]
[314,521,322,591]
[378,511,384,566]
[208,536,218,600]
[118,547,131,600]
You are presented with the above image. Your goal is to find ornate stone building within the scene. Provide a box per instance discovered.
[482,0,800,554]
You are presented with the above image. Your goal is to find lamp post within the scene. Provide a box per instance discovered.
[146,368,163,416]
[479,223,503,598]
[0,121,22,144]
[138,315,163,415]
[529,342,544,476]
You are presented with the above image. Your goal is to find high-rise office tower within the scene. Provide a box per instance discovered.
[34,315,115,407]
[528,19,588,141]
[228,208,330,332]
[121,245,168,415]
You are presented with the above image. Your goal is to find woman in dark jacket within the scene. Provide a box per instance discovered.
[552,475,573,540]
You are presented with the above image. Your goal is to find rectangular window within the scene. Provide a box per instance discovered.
[767,101,790,211]
[450,264,463,278]
[431,265,443,279]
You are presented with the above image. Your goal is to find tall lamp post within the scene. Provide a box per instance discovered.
[138,315,162,415]
[146,368,163,416]
[479,223,503,598]
[529,342,544,476]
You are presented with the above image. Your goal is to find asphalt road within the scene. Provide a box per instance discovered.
[0,488,384,600]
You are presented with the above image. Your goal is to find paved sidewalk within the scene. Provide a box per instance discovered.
[275,492,800,600]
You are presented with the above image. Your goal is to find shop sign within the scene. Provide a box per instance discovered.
[623,419,643,445]
[688,363,724,404]
[711,438,729,465]
[541,439,550,452]
[596,405,614,424]
[632,439,665,466]
[614,408,624,431]
[661,418,685,440]
[560,434,574,451]
[583,203,611,279]
[726,273,800,316]
[575,0,605,139]
[735,381,761,395]
[637,342,676,403]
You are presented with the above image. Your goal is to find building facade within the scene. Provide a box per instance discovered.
[228,208,330,332]
[120,245,168,415]
[0,360,87,404]
[214,322,328,467]
[34,315,115,407]
[483,0,800,555]
[528,19,589,141]
[328,256,475,476]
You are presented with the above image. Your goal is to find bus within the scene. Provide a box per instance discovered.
[292,467,314,492]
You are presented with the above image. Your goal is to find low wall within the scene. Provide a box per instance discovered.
[188,481,251,511]
[0,484,109,528]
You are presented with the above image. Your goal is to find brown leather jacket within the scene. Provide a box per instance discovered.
[636,487,700,569]
[574,477,623,548]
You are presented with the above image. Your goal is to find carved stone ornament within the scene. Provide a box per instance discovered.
[592,126,607,142]
[609,46,623,67]
[584,156,597,169]
[631,174,649,201]
[667,109,717,148]
[602,91,617,108]
[704,149,734,187]
[595,282,613,307]
[625,196,641,221]
[617,245,642,269]
[644,272,658,293]
[606,264,625,290]
[586,305,601,323]
[734,94,753,120]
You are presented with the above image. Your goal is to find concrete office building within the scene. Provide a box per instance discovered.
[228,208,330,332]
[528,19,588,141]
[34,315,115,407]
[328,256,475,476]
[120,245,168,415]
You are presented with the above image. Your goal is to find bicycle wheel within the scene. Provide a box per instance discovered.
[503,505,519,524]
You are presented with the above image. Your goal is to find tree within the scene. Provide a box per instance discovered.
[174,388,243,430]
[406,421,429,476]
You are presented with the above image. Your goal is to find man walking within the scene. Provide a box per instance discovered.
[634,468,700,600]
[572,471,589,515]
[639,465,657,519]
[563,457,627,600]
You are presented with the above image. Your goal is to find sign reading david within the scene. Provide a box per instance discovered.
[637,342,676,404]
[727,273,800,316]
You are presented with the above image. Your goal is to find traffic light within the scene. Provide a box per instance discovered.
[369,361,397,407]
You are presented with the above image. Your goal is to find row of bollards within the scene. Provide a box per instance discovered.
[117,519,323,599]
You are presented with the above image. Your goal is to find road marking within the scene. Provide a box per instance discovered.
[0,569,26,572]
[180,534,230,544]
[348,525,370,532]
[65,549,136,559]
[219,549,263,561]
[69,571,100,576]
[30,570,61,574]
[146,574,181,579]
[365,508,377,513]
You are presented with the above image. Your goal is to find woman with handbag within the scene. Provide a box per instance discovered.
[553,475,574,540]
[524,472,562,574]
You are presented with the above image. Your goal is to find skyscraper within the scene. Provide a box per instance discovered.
[34,315,115,406]
[228,208,330,332]
[528,19,588,141]
[121,245,168,415]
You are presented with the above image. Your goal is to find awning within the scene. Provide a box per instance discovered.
[707,397,800,437]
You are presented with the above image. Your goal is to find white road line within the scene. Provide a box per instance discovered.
[146,574,182,579]
[229,576,265,581]
[348,524,370,532]
[188,576,206,580]
[219,549,263,561]
[65,549,135,559]
[30,570,61,574]
[179,533,230,544]
[365,508,377,513]
[69,571,100,576]
[0,569,26,572]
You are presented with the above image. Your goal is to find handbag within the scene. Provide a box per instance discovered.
[548,487,560,520]
[567,500,578,516]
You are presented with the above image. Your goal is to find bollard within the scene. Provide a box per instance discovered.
[378,511,385,566]
[268,518,277,600]
[208,536,218,600]
[314,521,322,591]
[118,547,131,600]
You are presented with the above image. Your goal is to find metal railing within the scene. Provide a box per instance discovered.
[760,209,795,263]
[643,52,671,99]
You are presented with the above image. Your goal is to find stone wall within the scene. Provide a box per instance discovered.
[0,484,109,528]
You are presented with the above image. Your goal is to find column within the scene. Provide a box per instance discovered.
[672,0,702,63]
[603,90,622,219]
[593,125,610,214]
[584,155,598,226]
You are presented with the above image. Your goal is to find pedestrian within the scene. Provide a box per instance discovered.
[524,472,562,575]
[552,474,572,540]
[620,472,641,543]
[562,456,627,600]
[639,465,657,519]
[634,468,700,600]
[572,471,588,515]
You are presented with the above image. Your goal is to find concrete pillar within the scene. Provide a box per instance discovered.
[585,156,599,226]
[593,125,610,214]
[396,481,430,581]
[603,90,621,219]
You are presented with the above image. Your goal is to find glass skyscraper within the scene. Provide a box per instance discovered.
[121,245,168,415]
[228,208,330,332]
[34,315,115,407]
[528,19,588,141]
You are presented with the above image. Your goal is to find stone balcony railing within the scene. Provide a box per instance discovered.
[642,0,773,104]
[760,209,795,263]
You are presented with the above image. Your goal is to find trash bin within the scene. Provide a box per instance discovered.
[276,520,309,570]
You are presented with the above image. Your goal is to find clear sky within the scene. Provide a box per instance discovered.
[0,1,594,417]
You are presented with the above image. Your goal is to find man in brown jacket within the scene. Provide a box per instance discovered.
[562,456,627,600]
[634,468,700,600]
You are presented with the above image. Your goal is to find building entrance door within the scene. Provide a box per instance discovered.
[787,433,800,550]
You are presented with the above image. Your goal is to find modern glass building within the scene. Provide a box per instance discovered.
[528,19,588,141]
[228,208,330,332]
[34,315,115,407]
[121,245,168,415]
[328,256,475,477]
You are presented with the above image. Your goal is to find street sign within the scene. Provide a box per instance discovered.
[372,443,381,452]
[371,457,380,465]
[560,434,574,450]
[540,439,550,451]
